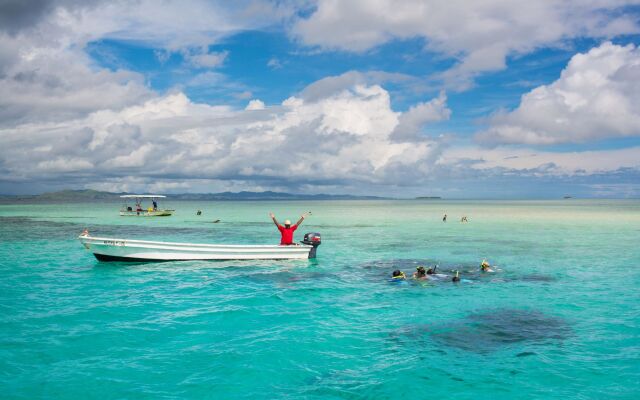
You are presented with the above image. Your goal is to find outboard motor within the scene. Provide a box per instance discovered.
[301,232,321,259]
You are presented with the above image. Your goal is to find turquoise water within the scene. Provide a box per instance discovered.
[1,200,639,399]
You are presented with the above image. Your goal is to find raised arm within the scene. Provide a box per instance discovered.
[269,212,280,227]
[296,212,311,227]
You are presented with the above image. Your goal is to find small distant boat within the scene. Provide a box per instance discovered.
[120,195,174,217]
[563,195,572,199]
[78,232,321,262]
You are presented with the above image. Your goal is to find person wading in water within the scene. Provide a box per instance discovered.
[269,212,311,245]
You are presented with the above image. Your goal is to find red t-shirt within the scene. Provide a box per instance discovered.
[277,224,298,245]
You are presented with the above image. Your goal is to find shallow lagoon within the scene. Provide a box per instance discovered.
[1,200,639,399]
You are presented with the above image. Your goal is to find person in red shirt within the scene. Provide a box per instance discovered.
[269,211,310,245]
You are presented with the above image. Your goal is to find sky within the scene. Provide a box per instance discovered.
[1,0,640,198]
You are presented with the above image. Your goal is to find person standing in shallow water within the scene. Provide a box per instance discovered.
[442,213,447,222]
[269,212,310,245]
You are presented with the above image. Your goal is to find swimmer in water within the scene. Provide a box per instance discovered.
[480,259,494,272]
[452,270,461,282]
[391,270,406,280]
[413,266,428,280]
[426,265,437,275]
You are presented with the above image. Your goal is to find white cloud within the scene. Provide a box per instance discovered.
[476,42,640,145]
[586,183,640,198]
[300,70,414,102]
[391,91,450,141]
[0,82,447,191]
[187,71,227,87]
[36,157,94,173]
[2,1,638,196]
[292,0,640,87]
[0,0,290,127]
[440,145,640,176]
[184,49,228,68]
[267,57,283,69]
[102,144,154,168]
[52,0,289,50]
[245,99,266,110]
[234,91,254,100]
[0,43,152,126]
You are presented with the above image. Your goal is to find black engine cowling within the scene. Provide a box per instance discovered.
[301,232,321,258]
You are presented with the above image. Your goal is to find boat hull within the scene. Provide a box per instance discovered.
[79,235,315,261]
[120,210,174,217]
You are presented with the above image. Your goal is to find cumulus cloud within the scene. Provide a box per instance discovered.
[2,1,638,196]
[1,2,290,192]
[476,42,640,145]
[0,0,287,126]
[300,70,414,102]
[430,144,640,198]
[391,91,450,142]
[0,0,56,34]
[3,0,290,49]
[0,44,152,126]
[245,99,266,110]
[0,83,446,192]
[0,0,288,86]
[292,0,640,88]
[440,145,640,176]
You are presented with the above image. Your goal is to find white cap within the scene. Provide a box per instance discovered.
[284,219,291,225]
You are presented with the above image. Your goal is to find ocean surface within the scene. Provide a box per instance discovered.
[1,200,639,399]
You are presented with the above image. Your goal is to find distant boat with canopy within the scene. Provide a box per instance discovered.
[120,195,174,217]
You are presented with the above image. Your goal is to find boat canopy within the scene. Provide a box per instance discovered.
[120,195,166,198]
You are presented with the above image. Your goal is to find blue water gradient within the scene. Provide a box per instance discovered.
[1,200,639,399]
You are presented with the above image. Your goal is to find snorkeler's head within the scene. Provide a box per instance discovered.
[392,270,405,279]
[416,266,426,275]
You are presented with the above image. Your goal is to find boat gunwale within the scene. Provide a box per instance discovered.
[119,211,175,217]
[79,235,313,250]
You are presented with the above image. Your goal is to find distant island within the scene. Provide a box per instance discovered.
[415,196,442,200]
[0,189,390,203]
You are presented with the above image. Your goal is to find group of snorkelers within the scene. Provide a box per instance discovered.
[390,259,494,283]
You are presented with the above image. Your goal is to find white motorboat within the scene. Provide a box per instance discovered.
[78,232,321,262]
[120,195,174,216]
